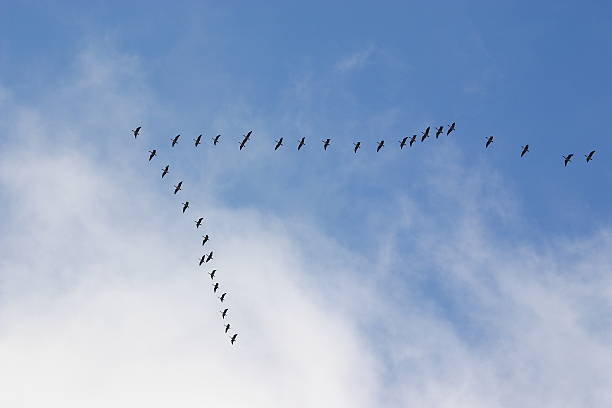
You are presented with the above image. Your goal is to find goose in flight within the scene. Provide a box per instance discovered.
[182,201,189,213]
[195,217,204,228]
[221,308,229,319]
[322,138,331,151]
[213,282,219,293]
[421,126,430,142]
[230,333,237,344]
[520,145,529,157]
[161,165,169,178]
[206,251,213,263]
[485,136,494,148]
[585,150,596,162]
[219,292,227,302]
[225,323,231,333]
[274,137,283,151]
[212,134,221,145]
[239,131,252,150]
[376,140,385,152]
[435,126,444,139]
[132,126,141,139]
[409,135,417,147]
[297,137,305,150]
[399,136,408,149]
[171,134,180,147]
[209,269,217,280]
[199,255,206,266]
[447,122,455,135]
[194,134,202,147]
[353,141,361,153]
[202,234,209,246]
[173,181,183,194]
[563,154,574,167]
[148,149,157,161]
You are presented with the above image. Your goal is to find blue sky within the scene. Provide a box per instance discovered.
[1,1,612,406]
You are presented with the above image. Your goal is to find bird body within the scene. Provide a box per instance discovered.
[173,181,183,194]
[563,154,574,167]
[209,269,216,279]
[274,137,283,151]
[132,126,141,138]
[421,126,430,142]
[239,131,252,150]
[212,134,221,145]
[194,134,202,147]
[322,138,331,151]
[409,135,416,146]
[182,201,189,213]
[221,308,228,319]
[161,165,169,178]
[353,141,361,153]
[399,137,408,149]
[485,136,494,148]
[195,217,204,228]
[520,145,529,157]
[199,255,206,266]
[435,126,443,139]
[219,292,227,302]
[213,283,219,293]
[585,150,596,162]
[206,251,213,263]
[171,134,180,147]
[202,234,209,246]
[376,140,384,152]
[297,137,305,150]
[230,333,237,344]
[447,122,455,135]
[148,149,157,161]
[225,323,231,333]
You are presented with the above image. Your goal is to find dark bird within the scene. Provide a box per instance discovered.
[322,138,331,151]
[585,150,596,163]
[173,181,183,194]
[239,130,252,150]
[435,126,444,139]
[447,122,456,135]
[376,140,384,152]
[353,141,361,153]
[225,323,231,333]
[206,251,213,263]
[297,137,305,151]
[409,135,417,147]
[209,269,216,280]
[213,282,219,293]
[399,136,408,149]
[563,154,574,167]
[182,201,189,213]
[148,149,157,161]
[132,126,141,139]
[161,165,169,178]
[194,134,202,147]
[520,145,529,157]
[230,333,237,344]
[171,134,180,147]
[221,308,228,319]
[219,292,227,302]
[274,137,283,151]
[202,234,209,246]
[195,217,204,228]
[485,136,494,148]
[421,126,430,142]
[199,255,206,266]
[212,134,221,145]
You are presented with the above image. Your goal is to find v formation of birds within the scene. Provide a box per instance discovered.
[132,123,598,345]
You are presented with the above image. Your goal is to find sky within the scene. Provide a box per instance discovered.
[1,1,612,406]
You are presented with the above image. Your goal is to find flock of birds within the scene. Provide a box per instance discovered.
[132,121,598,345]
[140,123,597,167]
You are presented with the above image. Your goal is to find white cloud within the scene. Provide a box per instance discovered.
[334,46,375,73]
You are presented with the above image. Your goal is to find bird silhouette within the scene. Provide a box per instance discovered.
[161,165,169,178]
[230,333,237,344]
[274,137,283,151]
[225,323,231,333]
[409,135,417,147]
[322,138,331,151]
[202,234,209,246]
[171,134,180,147]
[353,141,361,153]
[209,269,216,280]
[297,137,305,150]
[212,134,221,145]
[132,126,141,139]
[173,181,183,194]
[485,136,494,148]
[376,140,385,152]
[421,126,430,142]
[435,126,444,139]
[219,292,227,302]
[399,136,408,149]
[199,255,206,266]
[213,282,219,293]
[195,217,204,228]
[194,134,202,147]
[563,154,574,167]
[182,201,189,213]
[206,251,213,263]
[148,149,157,161]
[585,150,596,162]
[447,122,455,135]
[221,308,228,319]
[520,145,529,157]
[239,131,252,150]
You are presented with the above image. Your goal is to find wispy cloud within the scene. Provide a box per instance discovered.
[334,46,375,73]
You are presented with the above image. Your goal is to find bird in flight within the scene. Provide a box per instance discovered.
[182,201,189,213]
[435,126,444,139]
[399,136,408,149]
[225,323,231,333]
[485,136,494,148]
[563,154,574,167]
[213,282,219,293]
[585,150,596,163]
[409,135,417,147]
[421,126,430,142]
[376,140,385,152]
[194,134,202,147]
[353,141,361,153]
[161,165,169,178]
[202,234,209,246]
[230,333,238,345]
[195,217,204,228]
[221,308,229,319]
[199,255,206,266]
[239,131,252,150]
[206,251,213,263]
[297,137,305,151]
[520,145,529,157]
[447,122,456,135]
[212,134,221,145]
[219,292,227,302]
[171,134,180,147]
[148,149,157,161]
[173,181,183,194]
[132,126,141,139]
[209,269,216,280]
[274,137,283,151]
[322,138,331,151]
